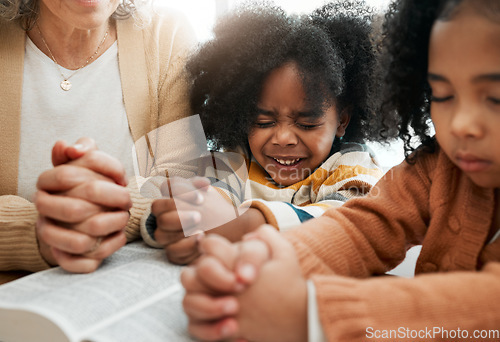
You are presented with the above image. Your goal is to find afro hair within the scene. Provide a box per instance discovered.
[186,0,384,154]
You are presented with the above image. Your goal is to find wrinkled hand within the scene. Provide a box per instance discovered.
[152,177,247,265]
[181,226,308,342]
[35,138,132,273]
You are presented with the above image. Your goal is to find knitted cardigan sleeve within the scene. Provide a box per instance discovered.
[131,9,201,181]
[126,9,198,243]
[310,263,500,341]
[0,196,49,272]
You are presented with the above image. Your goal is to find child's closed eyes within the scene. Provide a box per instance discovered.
[253,111,326,131]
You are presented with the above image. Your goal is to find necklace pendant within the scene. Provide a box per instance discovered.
[60,80,72,91]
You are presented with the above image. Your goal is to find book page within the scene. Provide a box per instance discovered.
[82,285,193,342]
[0,242,194,342]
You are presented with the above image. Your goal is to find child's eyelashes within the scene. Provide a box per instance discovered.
[430,95,454,103]
[297,123,321,130]
[253,121,321,130]
[254,121,275,128]
[487,97,500,105]
[431,96,500,105]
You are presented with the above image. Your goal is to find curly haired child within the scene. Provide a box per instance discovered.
[143,1,386,264]
[180,0,500,340]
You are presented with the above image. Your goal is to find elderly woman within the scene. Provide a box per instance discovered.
[0,0,197,277]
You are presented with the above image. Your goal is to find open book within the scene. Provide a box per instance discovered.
[0,242,195,342]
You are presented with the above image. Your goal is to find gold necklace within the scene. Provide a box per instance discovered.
[35,22,109,91]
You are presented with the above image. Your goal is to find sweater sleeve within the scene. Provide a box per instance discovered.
[124,176,154,242]
[246,147,384,232]
[284,154,432,278]
[142,10,202,180]
[311,262,500,342]
[0,195,50,272]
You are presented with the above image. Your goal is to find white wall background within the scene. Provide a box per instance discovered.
[161,0,393,41]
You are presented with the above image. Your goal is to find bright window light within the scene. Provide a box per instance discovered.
[156,0,392,41]
[233,0,391,13]
[155,1,217,41]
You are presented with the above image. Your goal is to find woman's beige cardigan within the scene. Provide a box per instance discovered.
[0,10,197,272]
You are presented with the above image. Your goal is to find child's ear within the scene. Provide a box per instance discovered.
[335,109,351,138]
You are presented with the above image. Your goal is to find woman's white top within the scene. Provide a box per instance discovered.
[18,37,136,200]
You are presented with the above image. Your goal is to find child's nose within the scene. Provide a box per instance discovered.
[271,125,298,146]
[450,104,485,140]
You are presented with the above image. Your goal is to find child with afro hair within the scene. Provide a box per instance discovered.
[144,0,388,265]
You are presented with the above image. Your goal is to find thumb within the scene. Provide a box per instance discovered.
[233,225,293,285]
[65,137,97,160]
[244,224,295,260]
[51,138,97,166]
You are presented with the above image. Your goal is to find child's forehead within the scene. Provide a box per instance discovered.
[432,1,500,43]
[259,62,335,106]
[429,8,500,80]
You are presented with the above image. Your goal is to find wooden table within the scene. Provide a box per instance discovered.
[0,271,30,285]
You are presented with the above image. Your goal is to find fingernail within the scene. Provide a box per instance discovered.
[196,231,205,242]
[191,211,202,224]
[73,144,85,150]
[237,263,256,282]
[195,192,204,205]
[223,300,237,314]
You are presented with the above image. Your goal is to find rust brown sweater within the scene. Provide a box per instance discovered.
[286,148,500,341]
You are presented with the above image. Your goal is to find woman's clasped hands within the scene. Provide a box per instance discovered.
[34,138,132,273]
